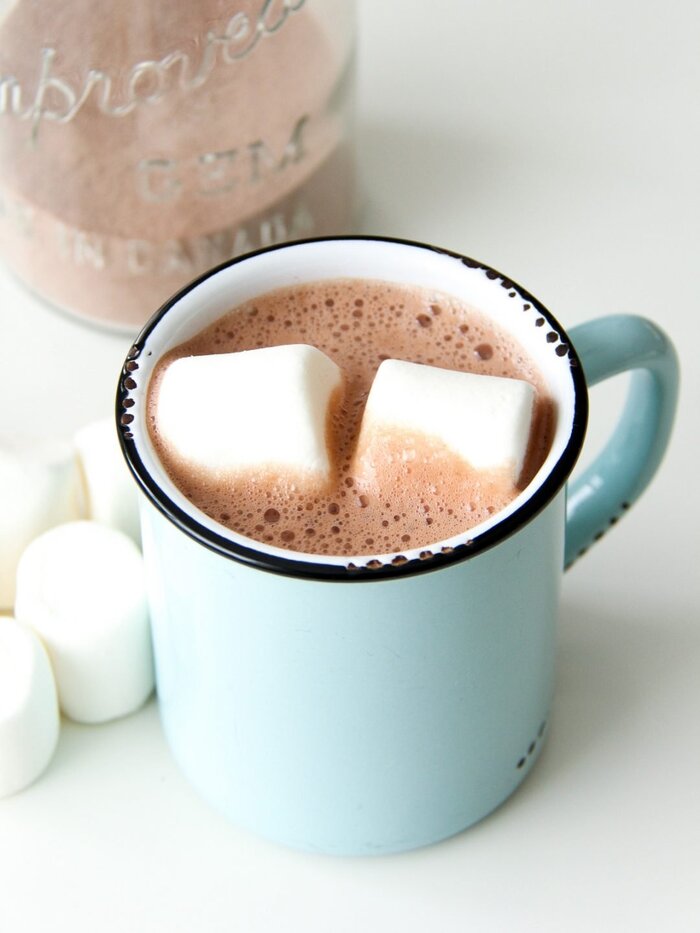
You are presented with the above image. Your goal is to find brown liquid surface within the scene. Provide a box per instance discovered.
[147,280,554,557]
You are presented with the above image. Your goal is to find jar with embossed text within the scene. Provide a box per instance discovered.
[0,0,356,330]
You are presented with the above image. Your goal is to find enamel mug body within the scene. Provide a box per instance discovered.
[118,237,678,854]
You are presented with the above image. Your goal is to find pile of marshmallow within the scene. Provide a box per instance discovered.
[0,420,151,799]
[1,345,536,800]
[157,345,535,488]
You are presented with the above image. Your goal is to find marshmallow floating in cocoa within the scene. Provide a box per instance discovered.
[358,360,535,483]
[0,617,59,798]
[74,418,141,546]
[14,521,154,724]
[0,441,83,610]
[154,345,342,486]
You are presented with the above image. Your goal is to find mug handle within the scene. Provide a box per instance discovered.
[564,314,679,568]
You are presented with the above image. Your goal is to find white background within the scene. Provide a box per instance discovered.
[1,1,699,930]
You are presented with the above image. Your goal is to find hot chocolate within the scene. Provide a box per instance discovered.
[146,278,554,557]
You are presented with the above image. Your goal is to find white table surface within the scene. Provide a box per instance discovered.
[2,2,699,930]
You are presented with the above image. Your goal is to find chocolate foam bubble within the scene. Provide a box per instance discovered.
[147,279,555,558]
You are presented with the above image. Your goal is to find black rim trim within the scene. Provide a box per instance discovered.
[117,235,589,582]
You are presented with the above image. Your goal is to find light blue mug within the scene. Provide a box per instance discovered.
[117,237,678,855]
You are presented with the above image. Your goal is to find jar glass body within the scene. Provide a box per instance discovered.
[0,0,357,330]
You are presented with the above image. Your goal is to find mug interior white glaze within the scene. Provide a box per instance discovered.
[118,236,587,579]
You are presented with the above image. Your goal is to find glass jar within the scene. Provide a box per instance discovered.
[0,0,356,330]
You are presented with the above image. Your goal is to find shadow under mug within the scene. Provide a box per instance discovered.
[117,236,678,855]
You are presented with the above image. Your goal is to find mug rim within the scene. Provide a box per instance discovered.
[117,235,589,581]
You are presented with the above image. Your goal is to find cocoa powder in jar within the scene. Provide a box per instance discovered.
[0,0,356,329]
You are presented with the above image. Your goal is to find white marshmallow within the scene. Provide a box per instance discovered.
[14,521,153,724]
[155,345,342,485]
[74,418,141,546]
[0,440,83,610]
[359,360,535,482]
[0,616,59,798]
